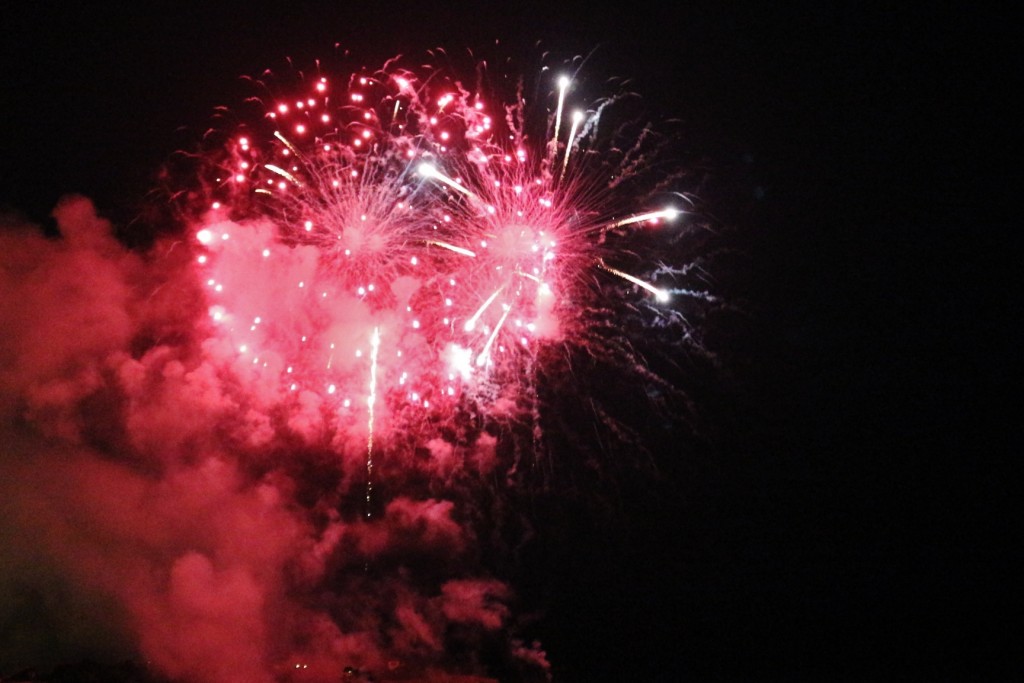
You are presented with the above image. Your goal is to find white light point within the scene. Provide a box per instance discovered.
[418,162,438,179]
[445,344,474,381]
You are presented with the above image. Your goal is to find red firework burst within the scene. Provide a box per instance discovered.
[186,55,685,458]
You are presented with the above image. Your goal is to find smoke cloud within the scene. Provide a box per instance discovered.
[0,197,550,682]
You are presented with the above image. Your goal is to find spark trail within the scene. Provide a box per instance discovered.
[366,326,380,519]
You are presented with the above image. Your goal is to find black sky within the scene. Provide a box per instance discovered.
[1,2,1015,681]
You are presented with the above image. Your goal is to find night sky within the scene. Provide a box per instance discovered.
[1,2,1014,681]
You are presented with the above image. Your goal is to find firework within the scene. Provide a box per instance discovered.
[188,55,690,452]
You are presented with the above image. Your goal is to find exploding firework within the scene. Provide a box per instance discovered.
[181,53,704,461]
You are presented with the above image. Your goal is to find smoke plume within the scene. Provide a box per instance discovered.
[0,197,550,682]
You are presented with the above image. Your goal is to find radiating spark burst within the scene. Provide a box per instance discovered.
[183,52,712,456]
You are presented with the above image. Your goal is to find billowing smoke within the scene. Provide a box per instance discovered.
[0,197,550,682]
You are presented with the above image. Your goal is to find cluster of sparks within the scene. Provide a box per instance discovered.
[189,59,684,461]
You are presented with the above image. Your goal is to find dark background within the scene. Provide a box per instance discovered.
[1,2,1014,681]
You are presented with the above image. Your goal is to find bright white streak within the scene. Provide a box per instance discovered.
[553,75,571,146]
[418,163,476,199]
[609,207,681,229]
[476,304,512,367]
[265,164,302,187]
[599,261,670,302]
[427,240,477,258]
[561,109,585,179]
[464,286,505,332]
[365,326,381,518]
